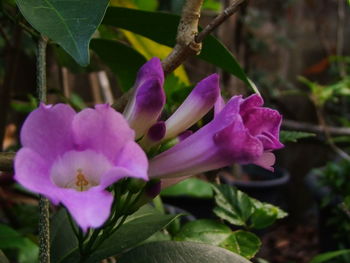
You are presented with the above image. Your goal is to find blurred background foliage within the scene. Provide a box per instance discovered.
[1,0,350,262]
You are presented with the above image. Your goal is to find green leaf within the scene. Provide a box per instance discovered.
[0,224,39,263]
[102,7,251,86]
[280,130,315,143]
[60,205,181,263]
[87,212,180,262]
[310,249,350,263]
[174,219,232,245]
[221,231,261,259]
[212,184,287,229]
[90,38,147,91]
[161,178,213,198]
[16,0,109,66]
[174,219,262,259]
[250,202,287,229]
[212,184,254,226]
[118,241,252,263]
[50,209,77,263]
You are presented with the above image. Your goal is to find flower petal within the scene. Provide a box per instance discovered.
[239,94,264,115]
[164,74,220,140]
[115,141,148,181]
[214,121,264,164]
[242,107,282,138]
[72,104,134,163]
[139,121,166,150]
[57,188,113,231]
[123,58,165,139]
[253,152,276,171]
[214,94,225,116]
[20,104,75,163]
[14,148,58,203]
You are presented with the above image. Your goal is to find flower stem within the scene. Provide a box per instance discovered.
[37,35,50,263]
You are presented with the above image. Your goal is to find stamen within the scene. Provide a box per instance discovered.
[76,169,89,191]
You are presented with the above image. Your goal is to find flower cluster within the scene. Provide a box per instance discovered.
[14,57,283,230]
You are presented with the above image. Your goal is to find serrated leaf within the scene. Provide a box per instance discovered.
[118,241,252,263]
[212,184,254,226]
[221,231,261,259]
[16,0,109,66]
[280,130,315,143]
[102,7,251,87]
[213,184,287,229]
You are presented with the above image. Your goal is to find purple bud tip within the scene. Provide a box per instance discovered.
[178,130,193,141]
[192,74,220,103]
[136,78,166,111]
[147,121,166,141]
[136,57,164,84]
[146,180,161,198]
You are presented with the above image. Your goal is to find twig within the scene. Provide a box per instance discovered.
[37,36,51,263]
[282,119,350,137]
[97,71,114,104]
[0,152,15,172]
[115,0,246,111]
[195,0,245,43]
[336,0,346,77]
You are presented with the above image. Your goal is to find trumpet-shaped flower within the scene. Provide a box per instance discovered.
[123,58,165,139]
[149,94,283,178]
[15,104,148,231]
[163,74,220,140]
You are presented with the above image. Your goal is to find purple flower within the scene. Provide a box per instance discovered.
[14,104,148,231]
[149,94,283,178]
[163,74,220,141]
[123,58,165,139]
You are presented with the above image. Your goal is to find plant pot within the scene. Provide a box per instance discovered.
[162,196,215,219]
[221,164,290,210]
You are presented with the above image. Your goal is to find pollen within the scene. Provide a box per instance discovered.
[75,169,89,191]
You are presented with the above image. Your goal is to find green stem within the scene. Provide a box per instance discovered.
[37,36,50,263]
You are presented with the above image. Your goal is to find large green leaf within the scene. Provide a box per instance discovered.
[60,205,180,263]
[118,241,252,263]
[102,7,250,86]
[90,39,147,91]
[16,0,109,66]
[174,219,261,259]
[0,224,38,263]
[161,178,213,198]
[174,219,232,245]
[50,209,78,263]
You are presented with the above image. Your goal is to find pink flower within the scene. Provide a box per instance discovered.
[149,94,283,178]
[14,104,148,231]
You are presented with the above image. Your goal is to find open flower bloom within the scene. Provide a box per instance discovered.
[123,58,165,139]
[14,104,148,231]
[149,94,283,178]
